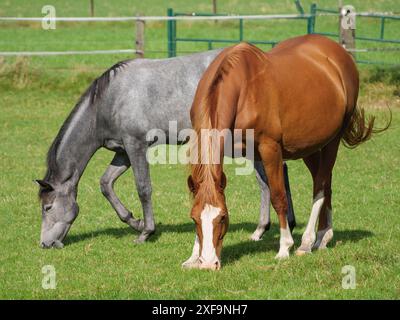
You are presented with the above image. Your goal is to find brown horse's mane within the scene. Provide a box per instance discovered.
[189,42,265,204]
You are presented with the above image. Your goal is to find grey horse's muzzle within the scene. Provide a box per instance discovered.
[40,240,64,249]
[40,222,71,249]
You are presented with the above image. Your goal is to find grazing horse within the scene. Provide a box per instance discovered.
[36,49,295,248]
[186,34,389,270]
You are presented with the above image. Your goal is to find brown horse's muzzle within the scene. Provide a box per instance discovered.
[199,259,221,271]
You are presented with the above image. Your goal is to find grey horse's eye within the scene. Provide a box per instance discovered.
[44,204,52,212]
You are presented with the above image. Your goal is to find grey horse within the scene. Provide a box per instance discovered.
[36,49,296,248]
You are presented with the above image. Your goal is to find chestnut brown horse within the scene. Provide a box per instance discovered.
[185,35,388,270]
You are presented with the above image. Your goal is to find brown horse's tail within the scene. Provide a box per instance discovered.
[341,105,392,149]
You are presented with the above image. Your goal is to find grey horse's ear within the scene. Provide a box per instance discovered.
[35,180,54,191]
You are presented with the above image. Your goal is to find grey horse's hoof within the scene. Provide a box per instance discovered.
[127,218,144,232]
[250,223,270,241]
[133,229,155,244]
[289,220,296,233]
[250,229,264,241]
[134,237,146,244]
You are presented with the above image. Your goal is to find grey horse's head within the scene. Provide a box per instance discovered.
[36,179,79,248]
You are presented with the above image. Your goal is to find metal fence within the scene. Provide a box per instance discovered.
[166,8,314,58]
[166,2,400,66]
[312,4,400,44]
[311,3,400,65]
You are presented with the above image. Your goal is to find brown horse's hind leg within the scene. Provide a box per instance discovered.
[258,141,294,259]
[296,136,340,255]
[313,181,334,250]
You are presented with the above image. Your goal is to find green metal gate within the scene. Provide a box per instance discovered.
[167,8,314,58]
[166,3,400,65]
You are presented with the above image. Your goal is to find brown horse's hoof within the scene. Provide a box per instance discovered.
[295,249,311,256]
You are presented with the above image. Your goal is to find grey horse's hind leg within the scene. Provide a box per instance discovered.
[283,162,296,232]
[124,138,155,243]
[251,160,272,241]
[251,161,296,241]
[100,152,144,231]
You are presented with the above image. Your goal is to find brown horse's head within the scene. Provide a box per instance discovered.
[187,170,229,270]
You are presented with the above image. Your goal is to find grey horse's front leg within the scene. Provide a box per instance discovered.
[100,152,144,232]
[124,138,155,243]
[251,160,272,241]
[251,161,296,241]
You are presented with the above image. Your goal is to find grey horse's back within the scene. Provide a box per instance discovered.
[97,49,223,142]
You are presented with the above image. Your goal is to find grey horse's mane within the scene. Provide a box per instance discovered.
[40,60,130,196]
[87,60,130,104]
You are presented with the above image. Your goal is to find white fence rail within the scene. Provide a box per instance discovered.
[0,49,139,56]
[0,14,313,22]
[0,14,315,58]
[0,12,397,22]
[0,13,398,58]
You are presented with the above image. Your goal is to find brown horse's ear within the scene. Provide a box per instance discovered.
[187,175,197,194]
[35,180,54,192]
[220,172,227,190]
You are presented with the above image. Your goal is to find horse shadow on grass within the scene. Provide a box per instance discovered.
[64,226,134,245]
[64,221,374,265]
[222,226,374,266]
[65,221,276,245]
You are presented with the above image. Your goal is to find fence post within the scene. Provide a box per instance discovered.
[89,0,94,17]
[213,0,218,24]
[239,19,243,41]
[339,5,356,57]
[338,0,342,39]
[295,0,305,15]
[135,15,145,58]
[380,17,385,40]
[167,8,176,57]
[308,3,316,34]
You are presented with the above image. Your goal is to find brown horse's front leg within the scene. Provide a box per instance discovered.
[258,141,294,259]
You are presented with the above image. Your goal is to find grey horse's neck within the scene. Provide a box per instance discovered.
[44,94,100,189]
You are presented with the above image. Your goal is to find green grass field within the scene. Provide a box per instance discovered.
[0,0,399,299]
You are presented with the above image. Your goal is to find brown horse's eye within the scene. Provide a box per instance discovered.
[44,204,52,212]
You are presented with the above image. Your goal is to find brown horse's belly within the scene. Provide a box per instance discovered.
[273,59,347,159]
[282,140,332,160]
[281,116,343,160]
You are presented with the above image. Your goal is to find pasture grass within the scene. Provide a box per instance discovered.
[0,0,399,67]
[0,0,399,299]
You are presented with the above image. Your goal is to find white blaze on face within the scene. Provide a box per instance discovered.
[200,204,221,264]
